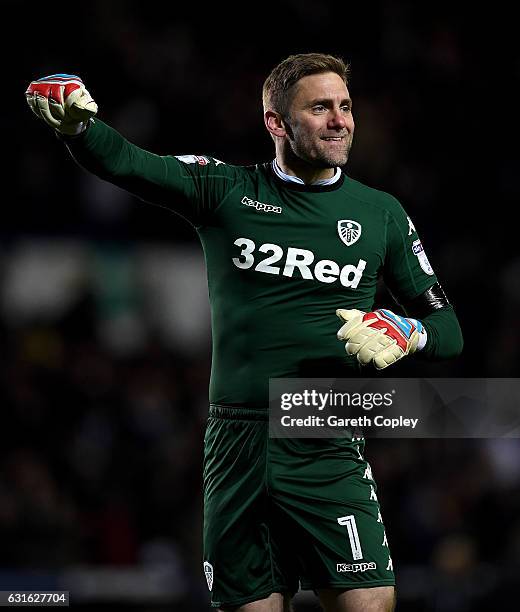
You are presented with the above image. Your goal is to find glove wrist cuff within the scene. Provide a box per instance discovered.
[416,328,428,351]
[407,317,428,351]
[57,121,88,136]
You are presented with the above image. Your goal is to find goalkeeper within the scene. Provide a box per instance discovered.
[26,55,462,612]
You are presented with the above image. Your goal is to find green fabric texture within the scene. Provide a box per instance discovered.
[65,119,462,408]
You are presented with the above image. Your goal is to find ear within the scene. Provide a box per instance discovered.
[264,110,287,138]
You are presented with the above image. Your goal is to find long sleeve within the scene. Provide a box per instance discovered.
[62,118,241,226]
[420,305,463,360]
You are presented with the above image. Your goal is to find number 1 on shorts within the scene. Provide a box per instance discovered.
[337,514,363,560]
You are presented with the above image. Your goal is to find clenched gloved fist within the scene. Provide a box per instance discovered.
[25,74,97,135]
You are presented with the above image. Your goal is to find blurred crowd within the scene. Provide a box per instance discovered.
[3,0,520,609]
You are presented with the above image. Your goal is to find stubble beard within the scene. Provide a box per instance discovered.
[291,133,353,169]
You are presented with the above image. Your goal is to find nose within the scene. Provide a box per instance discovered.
[328,108,348,130]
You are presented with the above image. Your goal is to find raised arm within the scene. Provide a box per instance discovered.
[25,74,240,226]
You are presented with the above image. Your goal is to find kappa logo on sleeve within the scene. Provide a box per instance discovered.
[412,239,434,275]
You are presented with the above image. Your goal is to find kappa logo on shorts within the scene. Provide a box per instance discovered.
[338,220,362,246]
[203,561,214,591]
[336,561,377,573]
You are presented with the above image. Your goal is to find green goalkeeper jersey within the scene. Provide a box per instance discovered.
[65,119,461,409]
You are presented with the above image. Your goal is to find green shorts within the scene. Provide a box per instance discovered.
[203,406,395,609]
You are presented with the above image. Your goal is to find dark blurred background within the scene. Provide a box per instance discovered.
[2,0,520,609]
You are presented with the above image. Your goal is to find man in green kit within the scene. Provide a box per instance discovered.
[25,54,463,611]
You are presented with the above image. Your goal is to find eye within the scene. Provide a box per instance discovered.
[312,105,326,113]
[341,104,352,113]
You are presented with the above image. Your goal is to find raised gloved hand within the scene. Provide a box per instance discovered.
[25,74,97,135]
[336,308,424,370]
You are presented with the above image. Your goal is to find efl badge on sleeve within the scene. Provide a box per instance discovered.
[338,220,362,246]
[412,239,434,275]
[175,155,210,165]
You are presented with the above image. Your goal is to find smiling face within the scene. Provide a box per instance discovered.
[264,69,356,183]
[283,72,354,169]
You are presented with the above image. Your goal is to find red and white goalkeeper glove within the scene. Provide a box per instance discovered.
[25,74,97,135]
[336,308,426,370]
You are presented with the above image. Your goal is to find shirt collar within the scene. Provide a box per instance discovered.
[272,160,342,186]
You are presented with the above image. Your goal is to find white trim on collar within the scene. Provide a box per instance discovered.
[272,160,341,186]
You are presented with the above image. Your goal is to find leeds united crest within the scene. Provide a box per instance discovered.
[338,220,362,246]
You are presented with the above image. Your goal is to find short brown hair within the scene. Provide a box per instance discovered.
[262,53,350,115]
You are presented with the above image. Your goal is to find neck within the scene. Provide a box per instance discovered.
[275,149,336,185]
